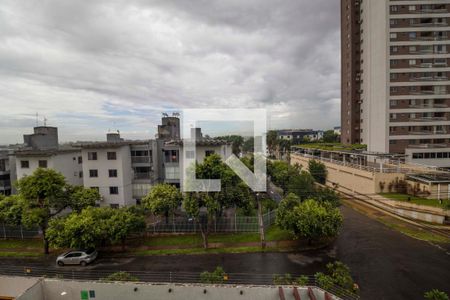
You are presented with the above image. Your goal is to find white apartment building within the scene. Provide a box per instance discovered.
[342,0,450,168]
[11,120,232,207]
[15,148,83,187]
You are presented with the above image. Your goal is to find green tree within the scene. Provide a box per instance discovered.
[308,159,327,184]
[242,137,254,153]
[183,193,219,249]
[267,130,278,157]
[200,266,227,284]
[314,187,341,208]
[107,208,146,251]
[47,207,145,251]
[277,199,342,245]
[142,183,182,224]
[16,168,70,254]
[315,261,358,297]
[103,271,139,282]
[424,290,449,300]
[276,193,301,230]
[47,207,111,250]
[323,130,338,143]
[68,186,100,213]
[0,195,24,226]
[287,171,316,200]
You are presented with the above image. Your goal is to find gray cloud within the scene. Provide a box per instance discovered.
[0,0,340,144]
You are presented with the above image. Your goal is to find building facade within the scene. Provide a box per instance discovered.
[342,0,450,168]
[10,116,232,207]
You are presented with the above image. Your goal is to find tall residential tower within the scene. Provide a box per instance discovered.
[342,0,450,168]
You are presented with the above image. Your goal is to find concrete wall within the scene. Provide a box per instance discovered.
[290,154,405,194]
[39,279,337,300]
[361,0,389,152]
[81,146,133,207]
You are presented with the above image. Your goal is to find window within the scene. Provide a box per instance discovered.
[21,160,29,168]
[409,46,416,53]
[409,59,416,66]
[391,46,398,53]
[164,150,179,163]
[109,169,118,177]
[107,152,117,160]
[390,5,398,12]
[109,186,119,195]
[89,169,98,177]
[390,33,397,40]
[390,100,398,107]
[38,160,47,168]
[89,290,96,298]
[390,113,397,120]
[78,156,82,164]
[79,171,83,178]
[409,5,416,11]
[409,32,416,39]
[88,152,97,160]
[186,150,195,159]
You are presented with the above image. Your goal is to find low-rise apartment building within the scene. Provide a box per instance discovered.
[9,116,232,207]
[0,149,12,195]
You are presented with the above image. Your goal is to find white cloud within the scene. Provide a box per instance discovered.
[0,0,340,144]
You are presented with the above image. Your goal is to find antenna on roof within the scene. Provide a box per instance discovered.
[43,117,47,126]
[35,112,39,127]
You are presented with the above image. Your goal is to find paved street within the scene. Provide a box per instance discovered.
[1,205,449,299]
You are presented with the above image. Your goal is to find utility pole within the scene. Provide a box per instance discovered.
[257,192,266,249]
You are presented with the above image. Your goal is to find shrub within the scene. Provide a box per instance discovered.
[103,271,139,282]
[200,266,226,284]
[424,289,449,300]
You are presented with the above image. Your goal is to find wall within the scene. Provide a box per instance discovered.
[40,279,337,300]
[81,146,133,207]
[290,154,405,195]
[15,151,83,186]
[361,0,389,152]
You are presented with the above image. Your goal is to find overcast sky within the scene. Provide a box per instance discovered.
[0,0,340,144]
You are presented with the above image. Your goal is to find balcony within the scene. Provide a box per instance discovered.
[409,104,448,108]
[131,156,151,164]
[411,116,447,121]
[419,8,448,14]
[134,172,152,180]
[409,130,448,135]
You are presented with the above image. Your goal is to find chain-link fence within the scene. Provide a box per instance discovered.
[1,211,278,239]
[1,223,40,239]
[147,210,277,234]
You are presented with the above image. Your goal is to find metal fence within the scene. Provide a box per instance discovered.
[1,211,278,239]
[1,223,40,239]
[0,266,359,300]
[147,210,277,234]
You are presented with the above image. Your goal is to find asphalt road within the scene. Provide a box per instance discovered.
[1,205,449,299]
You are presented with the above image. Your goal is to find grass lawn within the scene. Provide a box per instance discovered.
[295,143,366,151]
[380,193,449,209]
[343,200,450,244]
[142,226,293,247]
[133,246,282,256]
[0,239,42,249]
[0,251,43,258]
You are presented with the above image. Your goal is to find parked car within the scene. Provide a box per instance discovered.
[56,249,98,266]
